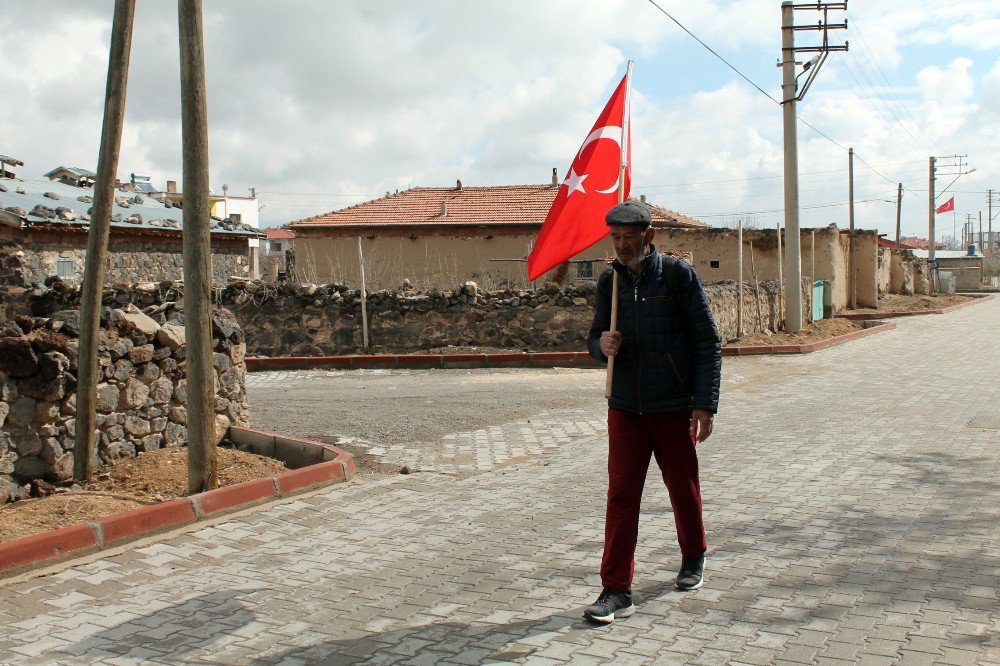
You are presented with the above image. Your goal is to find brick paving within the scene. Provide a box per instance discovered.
[1,297,998,664]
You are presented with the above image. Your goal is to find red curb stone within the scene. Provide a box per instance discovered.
[441,354,487,368]
[770,344,802,353]
[309,356,353,368]
[277,461,347,494]
[97,499,196,544]
[395,355,442,367]
[336,454,357,477]
[351,355,397,368]
[531,352,576,362]
[194,478,277,516]
[0,524,99,572]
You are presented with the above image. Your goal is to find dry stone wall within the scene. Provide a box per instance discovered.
[0,306,249,503]
[28,273,798,358]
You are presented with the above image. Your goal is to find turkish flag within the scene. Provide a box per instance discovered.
[935,196,955,214]
[527,74,630,281]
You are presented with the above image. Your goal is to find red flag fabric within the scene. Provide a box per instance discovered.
[935,196,955,214]
[527,75,630,281]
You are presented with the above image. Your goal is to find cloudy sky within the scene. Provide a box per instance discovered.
[2,1,999,243]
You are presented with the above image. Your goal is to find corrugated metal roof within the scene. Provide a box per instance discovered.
[0,177,263,236]
[911,249,982,259]
[288,185,705,230]
[43,166,97,180]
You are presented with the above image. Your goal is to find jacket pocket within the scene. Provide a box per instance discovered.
[666,351,686,386]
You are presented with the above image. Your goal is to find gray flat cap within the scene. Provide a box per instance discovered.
[605,201,652,227]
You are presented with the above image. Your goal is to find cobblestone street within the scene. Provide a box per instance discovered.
[0,297,997,664]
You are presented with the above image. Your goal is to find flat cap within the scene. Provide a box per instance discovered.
[605,201,652,227]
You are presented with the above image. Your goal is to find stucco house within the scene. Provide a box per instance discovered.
[1,165,263,286]
[287,178,705,290]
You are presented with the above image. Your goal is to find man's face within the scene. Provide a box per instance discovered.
[610,225,653,269]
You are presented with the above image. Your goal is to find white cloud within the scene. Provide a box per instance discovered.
[918,58,976,104]
[0,0,997,239]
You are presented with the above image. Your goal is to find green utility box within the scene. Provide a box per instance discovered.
[812,280,825,321]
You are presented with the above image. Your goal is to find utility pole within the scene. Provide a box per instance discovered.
[179,0,218,494]
[928,157,936,264]
[979,211,983,254]
[848,147,856,309]
[779,1,847,331]
[75,0,136,482]
[988,189,998,256]
[894,182,902,250]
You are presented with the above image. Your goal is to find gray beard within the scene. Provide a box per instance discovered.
[623,250,647,270]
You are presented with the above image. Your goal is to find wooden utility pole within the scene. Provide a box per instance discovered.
[358,237,369,349]
[979,211,983,254]
[776,223,784,326]
[737,221,744,338]
[749,241,764,332]
[848,147,856,309]
[179,0,218,493]
[74,0,136,482]
[928,157,936,293]
[894,182,903,250]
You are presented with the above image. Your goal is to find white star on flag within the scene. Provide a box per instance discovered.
[562,168,588,196]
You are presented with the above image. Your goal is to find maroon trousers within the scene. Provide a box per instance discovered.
[601,408,707,592]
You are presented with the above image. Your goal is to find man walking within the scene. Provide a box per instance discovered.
[583,201,722,623]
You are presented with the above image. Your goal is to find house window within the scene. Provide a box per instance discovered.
[56,258,75,279]
[577,261,594,279]
[269,241,283,253]
[229,213,242,223]
[709,260,721,269]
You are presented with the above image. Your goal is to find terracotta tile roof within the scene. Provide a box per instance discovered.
[265,227,295,240]
[287,185,705,230]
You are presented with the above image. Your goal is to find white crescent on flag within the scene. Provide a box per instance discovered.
[576,125,623,194]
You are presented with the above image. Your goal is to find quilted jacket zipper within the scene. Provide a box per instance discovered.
[633,278,643,414]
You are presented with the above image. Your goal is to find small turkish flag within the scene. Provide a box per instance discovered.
[527,74,630,281]
[935,196,955,214]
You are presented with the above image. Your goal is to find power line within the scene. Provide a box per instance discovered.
[644,0,780,105]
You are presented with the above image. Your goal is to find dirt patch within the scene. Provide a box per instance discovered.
[728,318,862,347]
[850,293,974,313]
[0,447,287,544]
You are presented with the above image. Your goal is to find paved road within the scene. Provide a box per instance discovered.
[1,298,997,664]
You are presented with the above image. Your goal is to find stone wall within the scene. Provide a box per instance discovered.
[28,274,795,358]
[0,233,250,289]
[0,307,249,503]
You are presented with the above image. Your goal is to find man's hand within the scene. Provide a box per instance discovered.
[690,409,714,444]
[600,331,622,357]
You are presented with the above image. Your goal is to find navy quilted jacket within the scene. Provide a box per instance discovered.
[587,247,722,414]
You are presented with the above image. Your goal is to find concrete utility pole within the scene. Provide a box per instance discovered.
[928,157,936,263]
[989,189,994,256]
[779,1,847,332]
[74,0,136,482]
[894,182,903,250]
[848,147,856,309]
[179,0,218,493]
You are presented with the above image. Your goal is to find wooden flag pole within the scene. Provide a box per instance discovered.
[605,60,633,399]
